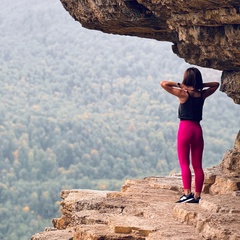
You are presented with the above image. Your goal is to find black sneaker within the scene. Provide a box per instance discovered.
[176,193,194,203]
[187,197,201,204]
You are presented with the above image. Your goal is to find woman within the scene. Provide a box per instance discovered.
[160,67,219,203]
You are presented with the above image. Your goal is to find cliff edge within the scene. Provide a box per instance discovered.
[32,132,240,239]
[31,175,240,240]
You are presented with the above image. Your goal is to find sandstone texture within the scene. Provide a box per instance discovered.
[59,0,240,104]
[32,172,240,240]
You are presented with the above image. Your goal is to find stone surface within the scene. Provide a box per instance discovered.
[173,194,240,240]
[221,130,240,175]
[32,172,240,240]
[31,228,75,240]
[59,0,240,104]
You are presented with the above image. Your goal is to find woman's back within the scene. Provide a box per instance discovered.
[178,91,204,122]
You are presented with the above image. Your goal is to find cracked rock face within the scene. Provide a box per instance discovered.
[60,0,240,104]
[32,177,240,240]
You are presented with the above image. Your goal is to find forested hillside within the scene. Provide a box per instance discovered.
[0,0,239,239]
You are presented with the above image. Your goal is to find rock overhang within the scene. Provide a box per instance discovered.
[60,0,240,104]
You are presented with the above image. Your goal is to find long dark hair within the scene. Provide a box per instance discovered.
[182,67,203,90]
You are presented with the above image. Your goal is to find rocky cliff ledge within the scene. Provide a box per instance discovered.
[32,132,240,239]
[59,0,240,104]
[31,174,240,240]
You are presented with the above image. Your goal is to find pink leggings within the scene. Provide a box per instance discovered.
[177,120,204,193]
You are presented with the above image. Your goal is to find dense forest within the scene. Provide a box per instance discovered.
[0,0,239,239]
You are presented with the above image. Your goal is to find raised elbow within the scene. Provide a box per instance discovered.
[160,81,166,87]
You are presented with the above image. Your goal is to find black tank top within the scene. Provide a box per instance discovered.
[178,91,204,122]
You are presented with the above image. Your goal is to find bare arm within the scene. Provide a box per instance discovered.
[202,82,220,99]
[160,81,180,95]
[160,81,188,102]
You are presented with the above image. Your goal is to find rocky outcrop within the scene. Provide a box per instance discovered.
[31,128,240,240]
[221,130,240,175]
[59,0,240,104]
[32,172,240,240]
